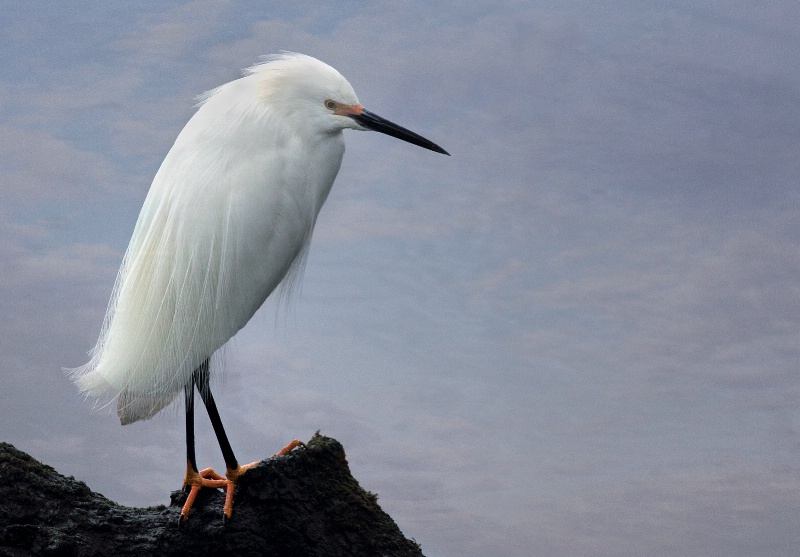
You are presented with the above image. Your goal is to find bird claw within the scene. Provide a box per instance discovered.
[272,439,305,457]
[179,466,228,523]
[179,440,305,524]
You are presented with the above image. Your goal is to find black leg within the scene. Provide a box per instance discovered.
[185,374,198,474]
[193,360,240,471]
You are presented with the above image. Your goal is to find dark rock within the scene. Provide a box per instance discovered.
[0,434,425,556]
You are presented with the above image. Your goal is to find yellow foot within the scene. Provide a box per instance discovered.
[180,464,228,524]
[273,438,305,457]
[222,461,259,520]
[179,440,306,524]
[220,440,305,519]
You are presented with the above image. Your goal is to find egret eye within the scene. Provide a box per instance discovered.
[324,99,337,110]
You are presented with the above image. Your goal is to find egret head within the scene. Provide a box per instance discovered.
[250,53,449,155]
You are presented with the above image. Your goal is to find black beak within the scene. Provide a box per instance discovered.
[351,109,450,156]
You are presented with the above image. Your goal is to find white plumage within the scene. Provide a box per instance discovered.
[69,52,448,426]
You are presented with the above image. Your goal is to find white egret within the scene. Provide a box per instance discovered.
[69,53,448,523]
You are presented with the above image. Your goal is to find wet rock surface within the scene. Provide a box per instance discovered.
[0,433,425,556]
